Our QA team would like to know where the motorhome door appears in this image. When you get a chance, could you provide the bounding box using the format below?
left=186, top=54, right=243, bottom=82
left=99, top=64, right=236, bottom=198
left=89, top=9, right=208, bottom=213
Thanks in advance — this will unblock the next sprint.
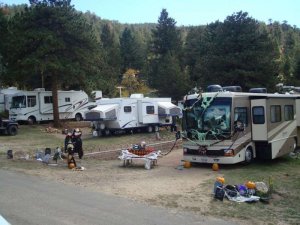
left=251, top=98, right=267, bottom=141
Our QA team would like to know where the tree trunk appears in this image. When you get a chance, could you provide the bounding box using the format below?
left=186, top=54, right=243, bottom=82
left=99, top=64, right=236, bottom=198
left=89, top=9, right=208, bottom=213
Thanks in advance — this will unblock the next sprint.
left=51, top=73, right=60, bottom=128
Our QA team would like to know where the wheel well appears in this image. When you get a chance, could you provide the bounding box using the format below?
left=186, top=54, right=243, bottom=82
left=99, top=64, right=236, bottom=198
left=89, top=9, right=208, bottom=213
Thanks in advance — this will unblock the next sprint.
left=28, top=116, right=36, bottom=124
left=75, top=113, right=83, bottom=121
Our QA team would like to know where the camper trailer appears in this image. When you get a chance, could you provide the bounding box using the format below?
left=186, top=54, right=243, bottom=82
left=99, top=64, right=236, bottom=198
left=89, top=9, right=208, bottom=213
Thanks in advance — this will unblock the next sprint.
left=85, top=94, right=182, bottom=136
left=0, top=87, right=21, bottom=112
left=9, top=89, right=99, bottom=123
left=181, top=91, right=300, bottom=164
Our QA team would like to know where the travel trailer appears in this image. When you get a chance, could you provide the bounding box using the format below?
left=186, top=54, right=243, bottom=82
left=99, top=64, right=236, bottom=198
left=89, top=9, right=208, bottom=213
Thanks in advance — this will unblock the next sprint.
left=85, top=94, right=182, bottom=136
left=9, top=89, right=100, bottom=123
left=181, top=91, right=300, bottom=164
left=0, top=87, right=21, bottom=112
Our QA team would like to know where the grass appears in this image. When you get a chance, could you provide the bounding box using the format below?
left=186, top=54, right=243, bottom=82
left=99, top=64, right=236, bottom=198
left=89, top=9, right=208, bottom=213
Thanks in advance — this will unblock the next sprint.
left=1, top=124, right=300, bottom=224
left=0, top=123, right=176, bottom=154
left=206, top=157, right=300, bottom=224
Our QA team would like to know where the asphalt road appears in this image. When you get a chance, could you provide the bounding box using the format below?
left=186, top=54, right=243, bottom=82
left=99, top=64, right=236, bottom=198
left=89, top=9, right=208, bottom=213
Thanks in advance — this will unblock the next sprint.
left=0, top=170, right=238, bottom=225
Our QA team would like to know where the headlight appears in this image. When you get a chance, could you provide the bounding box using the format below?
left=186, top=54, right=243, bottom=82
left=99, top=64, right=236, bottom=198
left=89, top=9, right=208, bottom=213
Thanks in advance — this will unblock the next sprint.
left=224, top=149, right=234, bottom=156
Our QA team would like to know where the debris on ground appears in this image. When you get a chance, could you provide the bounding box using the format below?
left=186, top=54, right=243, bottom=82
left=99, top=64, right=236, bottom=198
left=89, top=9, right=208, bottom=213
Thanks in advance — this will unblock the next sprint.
left=213, top=176, right=273, bottom=203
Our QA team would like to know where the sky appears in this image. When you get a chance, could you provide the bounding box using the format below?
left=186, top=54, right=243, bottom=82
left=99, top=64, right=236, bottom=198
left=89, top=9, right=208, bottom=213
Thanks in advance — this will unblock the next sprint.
left=1, top=0, right=299, bottom=27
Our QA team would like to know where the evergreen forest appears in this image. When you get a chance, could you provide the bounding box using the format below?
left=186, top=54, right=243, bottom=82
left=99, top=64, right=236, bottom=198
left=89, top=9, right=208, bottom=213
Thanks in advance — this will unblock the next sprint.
left=1, top=0, right=300, bottom=101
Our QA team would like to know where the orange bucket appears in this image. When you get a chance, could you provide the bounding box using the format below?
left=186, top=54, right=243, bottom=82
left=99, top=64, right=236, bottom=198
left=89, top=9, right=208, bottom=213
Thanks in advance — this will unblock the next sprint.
left=184, top=161, right=191, bottom=168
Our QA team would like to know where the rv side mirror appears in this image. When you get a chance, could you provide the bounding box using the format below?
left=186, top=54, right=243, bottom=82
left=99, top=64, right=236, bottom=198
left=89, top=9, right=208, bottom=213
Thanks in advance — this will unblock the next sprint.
left=234, top=120, right=245, bottom=132
left=175, top=131, right=181, bottom=140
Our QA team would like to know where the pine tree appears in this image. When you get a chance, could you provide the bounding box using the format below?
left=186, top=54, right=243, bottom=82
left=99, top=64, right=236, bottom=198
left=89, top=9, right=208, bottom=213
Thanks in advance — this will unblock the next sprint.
left=6, top=0, right=101, bottom=126
left=149, top=9, right=189, bottom=99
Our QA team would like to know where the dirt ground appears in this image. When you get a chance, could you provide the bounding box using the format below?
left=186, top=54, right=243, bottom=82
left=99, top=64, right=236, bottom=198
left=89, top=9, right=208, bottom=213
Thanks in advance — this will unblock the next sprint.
left=18, top=149, right=216, bottom=212
left=0, top=124, right=252, bottom=224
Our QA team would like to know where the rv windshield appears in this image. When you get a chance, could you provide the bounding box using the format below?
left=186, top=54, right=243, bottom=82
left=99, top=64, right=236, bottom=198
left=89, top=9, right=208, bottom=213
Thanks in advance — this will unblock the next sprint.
left=11, top=96, right=26, bottom=108
left=183, top=97, right=231, bottom=140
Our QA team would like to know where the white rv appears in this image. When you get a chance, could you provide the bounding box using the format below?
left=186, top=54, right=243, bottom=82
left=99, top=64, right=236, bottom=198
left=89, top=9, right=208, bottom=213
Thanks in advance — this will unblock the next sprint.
left=0, top=87, right=21, bottom=112
left=9, top=89, right=99, bottom=123
left=85, top=94, right=182, bottom=136
left=181, top=91, right=300, bottom=164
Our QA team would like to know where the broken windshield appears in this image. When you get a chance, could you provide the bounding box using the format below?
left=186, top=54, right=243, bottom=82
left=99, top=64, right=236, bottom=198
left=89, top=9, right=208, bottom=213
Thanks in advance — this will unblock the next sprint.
left=183, top=97, right=232, bottom=140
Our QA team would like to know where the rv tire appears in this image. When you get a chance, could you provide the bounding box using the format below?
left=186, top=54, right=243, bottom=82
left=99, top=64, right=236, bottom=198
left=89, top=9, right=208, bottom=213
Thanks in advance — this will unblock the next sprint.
left=103, top=129, right=111, bottom=136
left=147, top=126, right=154, bottom=133
left=244, top=147, right=253, bottom=164
left=7, top=125, right=18, bottom=136
left=75, top=113, right=82, bottom=121
left=27, top=116, right=36, bottom=125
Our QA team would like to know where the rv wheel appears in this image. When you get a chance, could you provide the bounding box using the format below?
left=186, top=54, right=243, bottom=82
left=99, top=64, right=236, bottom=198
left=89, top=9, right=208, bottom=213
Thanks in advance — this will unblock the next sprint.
left=27, top=116, right=36, bottom=125
left=75, top=113, right=82, bottom=121
left=147, top=126, right=154, bottom=133
left=292, top=138, right=297, bottom=151
left=244, top=147, right=253, bottom=164
left=103, top=129, right=111, bottom=136
left=7, top=125, right=18, bottom=136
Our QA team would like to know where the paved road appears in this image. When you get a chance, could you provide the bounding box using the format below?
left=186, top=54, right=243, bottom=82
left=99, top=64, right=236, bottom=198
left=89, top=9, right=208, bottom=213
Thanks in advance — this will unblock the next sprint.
left=0, top=170, right=238, bottom=225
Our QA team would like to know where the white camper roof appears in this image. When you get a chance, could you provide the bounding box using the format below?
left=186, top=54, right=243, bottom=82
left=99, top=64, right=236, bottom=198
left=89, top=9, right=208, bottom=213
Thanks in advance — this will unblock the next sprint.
left=91, top=104, right=118, bottom=113
left=158, top=102, right=182, bottom=117
left=158, top=102, right=177, bottom=109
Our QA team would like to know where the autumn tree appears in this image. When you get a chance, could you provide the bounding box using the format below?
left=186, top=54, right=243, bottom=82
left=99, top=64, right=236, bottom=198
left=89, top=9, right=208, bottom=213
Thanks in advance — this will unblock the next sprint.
left=120, top=69, right=151, bottom=96
left=6, top=0, right=101, bottom=126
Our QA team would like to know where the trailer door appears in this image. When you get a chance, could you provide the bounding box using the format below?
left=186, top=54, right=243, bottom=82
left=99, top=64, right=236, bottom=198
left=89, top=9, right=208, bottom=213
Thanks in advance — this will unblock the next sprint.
left=251, top=99, right=267, bottom=141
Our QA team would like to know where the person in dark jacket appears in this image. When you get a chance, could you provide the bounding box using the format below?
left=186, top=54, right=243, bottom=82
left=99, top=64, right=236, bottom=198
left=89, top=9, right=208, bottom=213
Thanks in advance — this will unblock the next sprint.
left=73, top=128, right=83, bottom=159
left=64, top=131, right=73, bottom=153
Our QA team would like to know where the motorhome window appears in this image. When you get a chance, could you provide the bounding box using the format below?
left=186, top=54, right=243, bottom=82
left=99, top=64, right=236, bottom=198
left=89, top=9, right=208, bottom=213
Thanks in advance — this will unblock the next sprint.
left=11, top=96, right=26, bottom=108
left=234, top=107, right=248, bottom=126
left=124, top=106, right=132, bottom=112
left=270, top=105, right=281, bottom=123
left=27, top=96, right=36, bottom=107
left=44, top=96, right=53, bottom=104
left=252, top=106, right=265, bottom=124
left=65, top=97, right=70, bottom=102
left=146, top=106, right=155, bottom=114
left=284, top=105, right=294, bottom=121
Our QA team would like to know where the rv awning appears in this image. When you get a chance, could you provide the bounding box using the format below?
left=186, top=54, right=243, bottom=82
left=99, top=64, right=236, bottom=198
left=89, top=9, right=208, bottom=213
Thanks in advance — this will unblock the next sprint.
left=158, top=102, right=182, bottom=117
left=85, top=104, right=118, bottom=121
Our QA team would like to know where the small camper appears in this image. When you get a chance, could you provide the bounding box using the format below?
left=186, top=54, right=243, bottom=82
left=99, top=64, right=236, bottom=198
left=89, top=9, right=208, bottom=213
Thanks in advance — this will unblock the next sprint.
left=181, top=90, right=300, bottom=164
left=85, top=94, right=182, bottom=136
left=9, top=89, right=99, bottom=123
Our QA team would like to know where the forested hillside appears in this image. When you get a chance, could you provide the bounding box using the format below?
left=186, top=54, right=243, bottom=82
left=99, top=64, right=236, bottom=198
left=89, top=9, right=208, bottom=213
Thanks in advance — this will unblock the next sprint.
left=1, top=1, right=300, bottom=100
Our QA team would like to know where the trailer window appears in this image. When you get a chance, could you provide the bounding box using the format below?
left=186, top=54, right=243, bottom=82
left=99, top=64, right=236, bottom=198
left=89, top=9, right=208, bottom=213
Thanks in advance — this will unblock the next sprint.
left=65, top=97, right=70, bottom=102
left=252, top=106, right=265, bottom=124
left=44, top=96, right=53, bottom=104
left=124, top=106, right=132, bottom=113
left=270, top=105, right=281, bottom=123
left=234, top=107, right=248, bottom=127
left=146, top=106, right=155, bottom=114
left=27, top=96, right=36, bottom=107
left=284, top=105, right=294, bottom=121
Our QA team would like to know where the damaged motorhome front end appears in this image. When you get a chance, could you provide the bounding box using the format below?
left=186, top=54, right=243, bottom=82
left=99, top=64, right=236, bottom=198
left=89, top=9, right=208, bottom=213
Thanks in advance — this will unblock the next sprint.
left=182, top=91, right=299, bottom=164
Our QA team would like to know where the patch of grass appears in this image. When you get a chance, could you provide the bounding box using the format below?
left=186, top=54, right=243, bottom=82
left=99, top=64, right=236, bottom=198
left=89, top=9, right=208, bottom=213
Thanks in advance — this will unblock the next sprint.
left=206, top=157, right=300, bottom=224
left=0, top=124, right=176, bottom=153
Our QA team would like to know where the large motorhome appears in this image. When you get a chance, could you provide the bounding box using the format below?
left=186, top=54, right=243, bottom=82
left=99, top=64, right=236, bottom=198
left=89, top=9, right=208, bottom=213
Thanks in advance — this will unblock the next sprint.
left=181, top=91, right=300, bottom=164
left=9, top=89, right=100, bottom=123
left=85, top=94, right=182, bottom=136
